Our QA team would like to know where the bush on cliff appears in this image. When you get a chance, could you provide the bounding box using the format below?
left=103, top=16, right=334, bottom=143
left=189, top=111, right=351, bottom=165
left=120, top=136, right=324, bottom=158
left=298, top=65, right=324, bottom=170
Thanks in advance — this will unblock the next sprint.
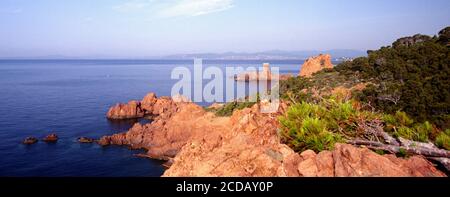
left=279, top=76, right=312, bottom=103
left=279, top=99, right=382, bottom=152
left=435, top=129, right=450, bottom=150
left=279, top=101, right=343, bottom=152
left=214, top=97, right=259, bottom=117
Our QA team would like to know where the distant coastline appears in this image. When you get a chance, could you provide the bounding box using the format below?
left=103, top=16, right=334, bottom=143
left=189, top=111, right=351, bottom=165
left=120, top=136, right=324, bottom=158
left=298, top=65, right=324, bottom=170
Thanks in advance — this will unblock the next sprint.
left=0, top=49, right=364, bottom=61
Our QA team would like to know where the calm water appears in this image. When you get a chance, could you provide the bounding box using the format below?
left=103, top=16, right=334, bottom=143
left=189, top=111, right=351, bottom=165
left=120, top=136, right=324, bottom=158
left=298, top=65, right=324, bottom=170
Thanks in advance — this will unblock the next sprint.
left=0, top=59, right=304, bottom=177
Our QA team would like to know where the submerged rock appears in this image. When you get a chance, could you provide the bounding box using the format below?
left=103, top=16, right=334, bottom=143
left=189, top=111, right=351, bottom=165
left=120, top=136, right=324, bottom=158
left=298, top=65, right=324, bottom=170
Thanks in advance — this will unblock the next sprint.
left=43, top=134, right=58, bottom=143
left=23, top=137, right=38, bottom=145
left=299, top=54, right=333, bottom=77
left=77, top=137, right=95, bottom=143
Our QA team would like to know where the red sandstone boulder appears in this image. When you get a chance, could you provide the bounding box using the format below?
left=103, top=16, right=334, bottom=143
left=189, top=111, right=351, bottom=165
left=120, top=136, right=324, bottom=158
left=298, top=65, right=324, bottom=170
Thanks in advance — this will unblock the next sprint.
left=78, top=137, right=95, bottom=143
left=295, top=143, right=446, bottom=177
left=43, top=134, right=58, bottom=143
left=106, top=100, right=144, bottom=119
left=142, top=93, right=157, bottom=105
left=141, top=93, right=157, bottom=112
left=23, top=137, right=38, bottom=145
left=106, top=93, right=182, bottom=120
left=299, top=54, right=333, bottom=77
left=207, top=103, right=225, bottom=110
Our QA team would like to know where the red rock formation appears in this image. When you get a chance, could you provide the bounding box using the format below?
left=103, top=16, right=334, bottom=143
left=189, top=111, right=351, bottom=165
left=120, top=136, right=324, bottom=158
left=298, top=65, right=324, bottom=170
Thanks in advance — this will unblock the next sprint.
left=207, top=103, right=225, bottom=110
left=23, top=137, right=38, bottom=145
left=100, top=92, right=446, bottom=177
left=42, top=134, right=58, bottom=143
left=299, top=54, right=333, bottom=77
left=296, top=144, right=445, bottom=177
left=106, top=101, right=144, bottom=119
left=99, top=99, right=216, bottom=160
left=106, top=93, right=183, bottom=120
left=78, top=137, right=95, bottom=143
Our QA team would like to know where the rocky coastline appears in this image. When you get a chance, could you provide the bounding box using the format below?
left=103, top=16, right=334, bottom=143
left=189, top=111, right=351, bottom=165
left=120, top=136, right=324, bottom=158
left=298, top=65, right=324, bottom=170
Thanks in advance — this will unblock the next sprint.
left=21, top=54, right=448, bottom=177
left=100, top=92, right=446, bottom=177
left=95, top=54, right=448, bottom=177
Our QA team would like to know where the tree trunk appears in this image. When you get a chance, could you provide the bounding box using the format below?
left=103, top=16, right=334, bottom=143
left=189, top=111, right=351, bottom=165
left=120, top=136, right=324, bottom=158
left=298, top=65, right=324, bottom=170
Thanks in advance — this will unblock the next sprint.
left=358, top=120, right=400, bottom=146
left=348, top=139, right=450, bottom=158
left=398, top=137, right=439, bottom=150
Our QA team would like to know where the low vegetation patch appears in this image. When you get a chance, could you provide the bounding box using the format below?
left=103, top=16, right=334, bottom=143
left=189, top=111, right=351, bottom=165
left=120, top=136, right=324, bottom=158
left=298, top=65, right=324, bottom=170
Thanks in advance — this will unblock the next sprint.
left=435, top=129, right=450, bottom=150
left=279, top=99, right=377, bottom=152
left=279, top=98, right=450, bottom=152
left=214, top=101, right=257, bottom=116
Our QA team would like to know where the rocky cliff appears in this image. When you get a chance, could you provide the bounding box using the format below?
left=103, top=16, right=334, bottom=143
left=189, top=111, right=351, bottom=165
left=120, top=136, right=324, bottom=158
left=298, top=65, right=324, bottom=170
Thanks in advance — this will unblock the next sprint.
left=299, top=54, right=333, bottom=77
left=100, top=93, right=446, bottom=177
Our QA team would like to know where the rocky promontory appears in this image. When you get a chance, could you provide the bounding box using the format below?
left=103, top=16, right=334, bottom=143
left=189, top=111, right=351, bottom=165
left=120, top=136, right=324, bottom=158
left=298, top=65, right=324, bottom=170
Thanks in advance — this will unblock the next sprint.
left=100, top=93, right=446, bottom=177
left=106, top=93, right=179, bottom=120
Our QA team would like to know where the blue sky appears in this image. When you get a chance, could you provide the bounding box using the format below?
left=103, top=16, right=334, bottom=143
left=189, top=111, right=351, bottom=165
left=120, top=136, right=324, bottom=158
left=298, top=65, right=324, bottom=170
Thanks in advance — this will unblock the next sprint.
left=0, top=0, right=449, bottom=58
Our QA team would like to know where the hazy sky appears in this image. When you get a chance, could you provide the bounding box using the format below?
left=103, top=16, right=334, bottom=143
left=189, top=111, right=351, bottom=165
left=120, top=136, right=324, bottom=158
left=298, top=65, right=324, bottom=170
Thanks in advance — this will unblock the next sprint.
left=0, top=0, right=449, bottom=58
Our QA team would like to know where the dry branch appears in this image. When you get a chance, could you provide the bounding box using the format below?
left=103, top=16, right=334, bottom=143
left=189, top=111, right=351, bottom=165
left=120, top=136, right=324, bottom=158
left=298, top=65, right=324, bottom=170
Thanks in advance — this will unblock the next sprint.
left=348, top=139, right=450, bottom=158
left=398, top=137, right=440, bottom=150
left=358, top=119, right=400, bottom=146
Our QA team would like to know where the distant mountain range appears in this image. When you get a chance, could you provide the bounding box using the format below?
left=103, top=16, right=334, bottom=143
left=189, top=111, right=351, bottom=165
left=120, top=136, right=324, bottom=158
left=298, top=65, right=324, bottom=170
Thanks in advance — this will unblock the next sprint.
left=163, top=50, right=366, bottom=60
left=0, top=49, right=366, bottom=60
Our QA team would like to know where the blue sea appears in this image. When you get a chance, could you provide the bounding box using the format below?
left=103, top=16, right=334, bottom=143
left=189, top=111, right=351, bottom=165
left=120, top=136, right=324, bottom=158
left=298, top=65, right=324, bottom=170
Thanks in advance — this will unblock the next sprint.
left=0, top=59, right=306, bottom=177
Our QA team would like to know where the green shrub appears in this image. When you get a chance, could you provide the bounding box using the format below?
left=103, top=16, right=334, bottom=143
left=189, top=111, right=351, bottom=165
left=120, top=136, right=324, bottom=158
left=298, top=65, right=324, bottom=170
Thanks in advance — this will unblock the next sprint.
left=375, top=150, right=386, bottom=155
left=395, top=111, right=414, bottom=127
left=329, top=100, right=355, bottom=120
left=383, top=111, right=434, bottom=142
left=393, top=124, right=430, bottom=142
left=415, top=121, right=433, bottom=139
left=279, top=111, right=342, bottom=152
left=396, top=148, right=408, bottom=158
left=215, top=101, right=256, bottom=116
left=435, top=130, right=450, bottom=150
left=395, top=126, right=428, bottom=142
left=382, top=114, right=395, bottom=124
left=279, top=100, right=377, bottom=152
left=279, top=76, right=312, bottom=103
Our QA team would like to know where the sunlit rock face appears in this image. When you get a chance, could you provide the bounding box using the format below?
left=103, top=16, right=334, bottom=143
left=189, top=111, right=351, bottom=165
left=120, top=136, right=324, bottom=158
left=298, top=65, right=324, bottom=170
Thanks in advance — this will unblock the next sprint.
left=299, top=54, right=333, bottom=77
left=102, top=92, right=446, bottom=177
